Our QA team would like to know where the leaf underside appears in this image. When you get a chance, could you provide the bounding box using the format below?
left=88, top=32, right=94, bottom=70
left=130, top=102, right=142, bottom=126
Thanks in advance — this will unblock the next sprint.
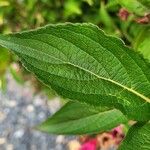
left=0, top=23, right=149, bottom=121
left=37, top=101, right=127, bottom=135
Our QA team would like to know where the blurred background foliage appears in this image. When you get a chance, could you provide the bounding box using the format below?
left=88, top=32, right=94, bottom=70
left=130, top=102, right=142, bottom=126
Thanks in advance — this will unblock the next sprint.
left=0, top=0, right=150, bottom=96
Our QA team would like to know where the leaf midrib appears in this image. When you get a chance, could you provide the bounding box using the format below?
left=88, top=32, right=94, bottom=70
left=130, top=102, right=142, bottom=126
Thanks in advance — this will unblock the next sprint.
left=0, top=38, right=150, bottom=103
left=58, top=26, right=150, bottom=84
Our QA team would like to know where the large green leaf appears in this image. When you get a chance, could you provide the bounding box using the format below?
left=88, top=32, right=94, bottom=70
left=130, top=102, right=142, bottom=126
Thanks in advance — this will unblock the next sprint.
left=119, top=122, right=150, bottom=150
left=37, top=101, right=127, bottom=135
left=0, top=23, right=150, bottom=121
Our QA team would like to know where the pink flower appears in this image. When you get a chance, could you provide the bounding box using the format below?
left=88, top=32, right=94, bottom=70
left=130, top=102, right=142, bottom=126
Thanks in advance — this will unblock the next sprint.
left=111, top=126, right=122, bottom=138
left=80, top=139, right=97, bottom=150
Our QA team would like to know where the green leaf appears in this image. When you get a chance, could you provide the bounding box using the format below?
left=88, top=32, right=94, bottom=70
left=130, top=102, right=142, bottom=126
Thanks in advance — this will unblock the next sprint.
left=0, top=23, right=149, bottom=121
left=118, top=0, right=150, bottom=16
left=0, top=1, right=9, bottom=7
left=138, top=37, right=150, bottom=62
left=83, top=0, right=94, bottom=6
left=9, top=66, right=24, bottom=84
left=99, top=1, right=114, bottom=30
left=137, top=29, right=150, bottom=62
left=37, top=101, right=127, bottom=135
left=0, top=75, right=7, bottom=91
left=0, top=46, right=10, bottom=75
left=137, top=0, right=150, bottom=8
left=119, top=122, right=150, bottom=150
left=64, top=0, right=82, bottom=18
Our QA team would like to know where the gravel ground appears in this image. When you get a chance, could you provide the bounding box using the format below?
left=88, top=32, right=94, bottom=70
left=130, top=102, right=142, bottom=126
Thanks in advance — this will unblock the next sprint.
left=0, top=73, right=73, bottom=150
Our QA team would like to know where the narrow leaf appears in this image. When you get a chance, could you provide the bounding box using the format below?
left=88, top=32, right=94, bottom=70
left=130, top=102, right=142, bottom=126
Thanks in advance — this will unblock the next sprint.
left=119, top=122, right=150, bottom=150
left=37, top=101, right=127, bottom=135
left=0, top=23, right=149, bottom=121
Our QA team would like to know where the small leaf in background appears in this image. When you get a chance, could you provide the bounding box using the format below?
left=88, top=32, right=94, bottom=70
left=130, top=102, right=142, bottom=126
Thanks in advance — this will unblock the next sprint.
left=37, top=101, right=127, bottom=135
left=0, top=46, right=10, bottom=76
left=137, top=0, right=150, bottom=8
left=119, top=122, right=150, bottom=150
left=138, top=36, right=150, bottom=61
left=99, top=1, right=115, bottom=33
left=64, top=0, right=82, bottom=18
left=106, top=0, right=119, bottom=9
left=0, top=0, right=9, bottom=7
left=9, top=64, right=24, bottom=84
left=118, top=0, right=150, bottom=16
left=0, top=23, right=150, bottom=121
left=83, top=0, right=94, bottom=6
left=133, top=27, right=150, bottom=61
left=0, top=75, right=7, bottom=91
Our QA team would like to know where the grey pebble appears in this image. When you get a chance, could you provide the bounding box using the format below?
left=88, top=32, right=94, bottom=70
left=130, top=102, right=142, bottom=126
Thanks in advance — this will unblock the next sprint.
left=0, top=73, right=74, bottom=150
